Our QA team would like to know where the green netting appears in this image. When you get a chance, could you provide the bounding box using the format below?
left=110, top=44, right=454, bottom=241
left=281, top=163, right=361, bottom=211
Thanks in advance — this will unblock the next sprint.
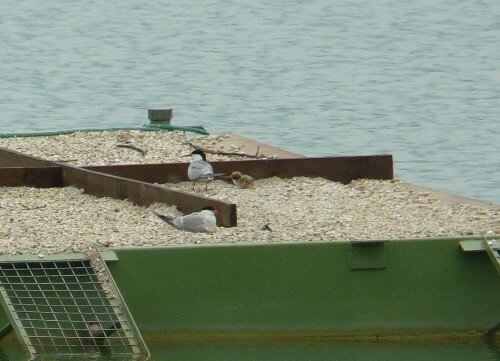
left=0, top=123, right=209, bottom=138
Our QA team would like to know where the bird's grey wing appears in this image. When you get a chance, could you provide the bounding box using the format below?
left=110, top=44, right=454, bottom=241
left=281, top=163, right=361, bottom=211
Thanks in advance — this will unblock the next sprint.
left=154, top=212, right=176, bottom=227
left=188, top=160, right=214, bottom=180
left=175, top=212, right=211, bottom=232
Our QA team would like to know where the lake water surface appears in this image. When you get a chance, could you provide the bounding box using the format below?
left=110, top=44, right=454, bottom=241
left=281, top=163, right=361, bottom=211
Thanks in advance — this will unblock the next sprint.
left=0, top=3, right=498, bottom=360
left=0, top=0, right=498, bottom=203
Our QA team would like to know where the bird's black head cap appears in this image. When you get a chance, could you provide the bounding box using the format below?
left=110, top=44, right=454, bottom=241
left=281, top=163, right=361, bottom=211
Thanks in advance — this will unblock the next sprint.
left=191, top=149, right=206, bottom=161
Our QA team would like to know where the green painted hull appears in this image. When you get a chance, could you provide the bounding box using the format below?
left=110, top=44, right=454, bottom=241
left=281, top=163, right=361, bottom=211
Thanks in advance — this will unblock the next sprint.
left=0, top=237, right=497, bottom=343
left=102, top=237, right=498, bottom=341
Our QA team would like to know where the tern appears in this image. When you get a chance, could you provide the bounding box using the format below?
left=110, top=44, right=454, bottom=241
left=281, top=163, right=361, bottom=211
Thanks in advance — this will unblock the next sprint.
left=84, top=318, right=121, bottom=344
left=230, top=171, right=255, bottom=189
left=154, top=206, right=219, bottom=233
left=183, top=149, right=224, bottom=190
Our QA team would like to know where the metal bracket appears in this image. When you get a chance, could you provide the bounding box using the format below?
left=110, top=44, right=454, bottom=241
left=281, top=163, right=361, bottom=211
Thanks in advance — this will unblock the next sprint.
left=99, top=250, right=119, bottom=262
left=349, top=241, right=386, bottom=271
left=460, top=239, right=500, bottom=275
left=485, top=322, right=500, bottom=338
left=0, top=323, right=13, bottom=342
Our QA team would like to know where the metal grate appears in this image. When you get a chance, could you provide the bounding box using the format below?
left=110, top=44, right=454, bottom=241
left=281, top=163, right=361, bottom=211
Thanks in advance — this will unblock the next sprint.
left=0, top=258, right=147, bottom=359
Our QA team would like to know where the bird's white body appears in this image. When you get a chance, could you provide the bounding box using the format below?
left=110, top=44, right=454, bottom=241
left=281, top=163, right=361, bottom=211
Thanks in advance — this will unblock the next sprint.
left=188, top=154, right=214, bottom=182
left=156, top=209, right=218, bottom=233
left=87, top=322, right=102, bottom=337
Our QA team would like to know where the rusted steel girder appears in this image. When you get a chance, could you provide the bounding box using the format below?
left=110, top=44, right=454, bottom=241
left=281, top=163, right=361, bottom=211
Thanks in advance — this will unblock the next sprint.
left=0, top=147, right=237, bottom=226
left=60, top=166, right=237, bottom=227
left=0, top=167, right=63, bottom=188
left=86, top=155, right=394, bottom=184
left=0, top=145, right=393, bottom=227
left=0, top=146, right=55, bottom=167
left=0, top=145, right=393, bottom=184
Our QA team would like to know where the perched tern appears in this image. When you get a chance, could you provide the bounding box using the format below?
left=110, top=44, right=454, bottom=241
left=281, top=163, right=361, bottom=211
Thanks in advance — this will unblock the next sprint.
left=154, top=206, right=219, bottom=233
left=230, top=171, right=255, bottom=189
left=86, top=319, right=102, bottom=339
left=183, top=149, right=224, bottom=190
left=84, top=318, right=121, bottom=343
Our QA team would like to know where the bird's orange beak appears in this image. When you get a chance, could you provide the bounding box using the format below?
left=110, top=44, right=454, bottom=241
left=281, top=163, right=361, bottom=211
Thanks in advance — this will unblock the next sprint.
left=181, top=153, right=191, bottom=158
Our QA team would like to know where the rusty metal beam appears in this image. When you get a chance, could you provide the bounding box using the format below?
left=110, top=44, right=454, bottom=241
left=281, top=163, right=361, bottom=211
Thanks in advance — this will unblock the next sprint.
left=0, top=147, right=237, bottom=226
left=0, top=146, right=393, bottom=228
left=60, top=166, right=237, bottom=227
left=86, top=155, right=394, bottom=184
left=0, top=167, right=63, bottom=188
left=0, top=146, right=55, bottom=167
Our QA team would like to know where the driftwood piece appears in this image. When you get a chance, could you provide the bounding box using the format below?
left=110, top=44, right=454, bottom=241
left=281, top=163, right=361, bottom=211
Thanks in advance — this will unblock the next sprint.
left=184, top=140, right=265, bottom=159
left=21, top=204, right=47, bottom=210
left=116, top=143, right=147, bottom=156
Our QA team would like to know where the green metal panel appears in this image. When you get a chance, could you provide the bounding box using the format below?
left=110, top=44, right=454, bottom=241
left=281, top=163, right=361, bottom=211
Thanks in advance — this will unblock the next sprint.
left=106, top=238, right=499, bottom=336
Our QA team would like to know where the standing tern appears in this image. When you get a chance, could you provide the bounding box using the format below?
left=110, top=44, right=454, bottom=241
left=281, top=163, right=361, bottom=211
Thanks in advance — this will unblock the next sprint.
left=183, top=149, right=224, bottom=190
left=154, top=206, right=219, bottom=233
left=230, top=171, right=255, bottom=189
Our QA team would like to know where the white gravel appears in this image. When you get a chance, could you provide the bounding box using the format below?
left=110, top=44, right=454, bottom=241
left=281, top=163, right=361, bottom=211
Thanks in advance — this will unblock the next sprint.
left=0, top=130, right=497, bottom=254
left=0, top=130, right=247, bottom=166
left=0, top=179, right=497, bottom=260
left=0, top=130, right=498, bottom=299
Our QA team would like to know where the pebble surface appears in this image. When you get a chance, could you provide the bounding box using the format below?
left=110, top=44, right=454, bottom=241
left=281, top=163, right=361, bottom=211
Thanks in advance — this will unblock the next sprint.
left=0, top=179, right=497, bottom=259
left=0, top=130, right=497, bottom=254
left=0, top=130, right=248, bottom=165
left=0, top=130, right=498, bottom=298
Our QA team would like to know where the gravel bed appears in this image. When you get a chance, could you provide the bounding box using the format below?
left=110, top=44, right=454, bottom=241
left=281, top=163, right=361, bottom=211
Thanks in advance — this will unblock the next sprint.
left=165, top=177, right=499, bottom=242
left=0, top=130, right=246, bottom=166
left=0, top=179, right=496, bottom=260
left=0, top=131, right=498, bottom=299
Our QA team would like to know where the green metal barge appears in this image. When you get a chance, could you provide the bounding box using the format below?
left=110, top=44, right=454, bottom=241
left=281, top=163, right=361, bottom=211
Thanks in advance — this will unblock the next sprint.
left=0, top=130, right=498, bottom=360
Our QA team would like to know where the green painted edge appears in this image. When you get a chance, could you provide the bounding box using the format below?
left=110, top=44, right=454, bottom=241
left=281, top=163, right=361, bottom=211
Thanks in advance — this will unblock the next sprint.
left=0, top=253, right=87, bottom=262
left=100, top=235, right=499, bottom=253
left=460, top=239, right=500, bottom=252
left=98, top=250, right=119, bottom=262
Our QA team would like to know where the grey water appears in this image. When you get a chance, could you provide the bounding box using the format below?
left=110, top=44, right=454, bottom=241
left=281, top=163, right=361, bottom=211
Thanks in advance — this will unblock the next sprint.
left=0, top=0, right=498, bottom=205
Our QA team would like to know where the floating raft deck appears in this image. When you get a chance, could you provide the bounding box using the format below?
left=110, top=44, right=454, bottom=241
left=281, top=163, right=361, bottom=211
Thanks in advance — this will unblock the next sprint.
left=0, top=131, right=498, bottom=357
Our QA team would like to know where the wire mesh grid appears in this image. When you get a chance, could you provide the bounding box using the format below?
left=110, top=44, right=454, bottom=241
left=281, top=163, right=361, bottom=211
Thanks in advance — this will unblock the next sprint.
left=0, top=259, right=142, bottom=359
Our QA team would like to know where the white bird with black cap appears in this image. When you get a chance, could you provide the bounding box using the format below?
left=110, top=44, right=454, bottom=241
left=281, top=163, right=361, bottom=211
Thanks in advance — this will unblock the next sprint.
left=182, top=149, right=225, bottom=190
left=154, top=206, right=219, bottom=233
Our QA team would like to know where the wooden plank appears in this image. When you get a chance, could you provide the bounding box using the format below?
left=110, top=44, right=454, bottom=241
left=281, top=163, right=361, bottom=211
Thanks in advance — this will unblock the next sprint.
left=0, top=167, right=63, bottom=188
left=61, top=166, right=237, bottom=227
left=85, top=155, right=394, bottom=185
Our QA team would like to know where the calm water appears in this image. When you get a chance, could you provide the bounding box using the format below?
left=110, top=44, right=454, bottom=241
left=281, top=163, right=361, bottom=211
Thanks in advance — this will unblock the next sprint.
left=0, top=0, right=498, bottom=204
